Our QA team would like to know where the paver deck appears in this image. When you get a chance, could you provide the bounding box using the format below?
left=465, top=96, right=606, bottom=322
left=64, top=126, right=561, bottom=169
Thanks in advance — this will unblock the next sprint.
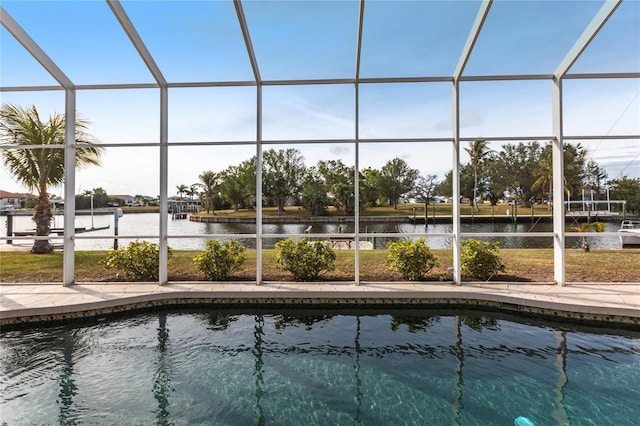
left=1, top=281, right=638, bottom=327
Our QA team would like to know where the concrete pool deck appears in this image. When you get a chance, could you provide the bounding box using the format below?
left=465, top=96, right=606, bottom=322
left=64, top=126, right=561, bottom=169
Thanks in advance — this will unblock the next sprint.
left=1, top=281, right=638, bottom=327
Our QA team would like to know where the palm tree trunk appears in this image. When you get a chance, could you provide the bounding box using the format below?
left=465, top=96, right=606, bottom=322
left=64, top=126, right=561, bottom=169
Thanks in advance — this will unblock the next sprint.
left=473, top=165, right=479, bottom=212
left=32, top=188, right=53, bottom=253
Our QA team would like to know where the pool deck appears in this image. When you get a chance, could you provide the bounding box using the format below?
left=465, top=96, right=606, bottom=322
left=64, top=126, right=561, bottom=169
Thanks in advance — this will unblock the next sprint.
left=1, top=280, right=638, bottom=327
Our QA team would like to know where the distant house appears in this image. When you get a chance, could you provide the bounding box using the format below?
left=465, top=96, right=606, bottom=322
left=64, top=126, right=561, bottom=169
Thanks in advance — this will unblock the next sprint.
left=111, top=195, right=137, bottom=205
left=0, top=190, right=34, bottom=209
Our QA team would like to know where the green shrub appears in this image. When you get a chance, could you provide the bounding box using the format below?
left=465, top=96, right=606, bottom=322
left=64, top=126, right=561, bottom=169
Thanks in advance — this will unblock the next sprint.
left=275, top=238, right=336, bottom=281
left=460, top=239, right=505, bottom=280
left=193, top=240, right=247, bottom=280
left=101, top=240, right=172, bottom=281
left=385, top=238, right=439, bottom=280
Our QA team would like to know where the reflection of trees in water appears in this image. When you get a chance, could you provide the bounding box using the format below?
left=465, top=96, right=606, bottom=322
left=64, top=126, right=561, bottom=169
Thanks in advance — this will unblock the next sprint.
left=452, top=316, right=464, bottom=426
left=460, top=315, right=499, bottom=332
left=153, top=313, right=173, bottom=426
left=254, top=315, right=266, bottom=426
left=273, top=314, right=333, bottom=330
left=202, top=312, right=238, bottom=331
left=253, top=315, right=266, bottom=425
left=389, top=315, right=440, bottom=332
left=553, top=331, right=569, bottom=425
left=58, top=329, right=78, bottom=426
left=354, top=316, right=362, bottom=424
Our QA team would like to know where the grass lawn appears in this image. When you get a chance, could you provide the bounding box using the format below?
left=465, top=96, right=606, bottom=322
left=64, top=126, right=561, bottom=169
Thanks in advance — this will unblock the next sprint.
left=1, top=248, right=638, bottom=283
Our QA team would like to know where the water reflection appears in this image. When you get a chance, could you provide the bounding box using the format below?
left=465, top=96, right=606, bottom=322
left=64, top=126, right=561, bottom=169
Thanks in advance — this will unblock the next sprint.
left=253, top=315, right=266, bottom=426
left=153, top=313, right=172, bottom=426
left=58, top=330, right=78, bottom=426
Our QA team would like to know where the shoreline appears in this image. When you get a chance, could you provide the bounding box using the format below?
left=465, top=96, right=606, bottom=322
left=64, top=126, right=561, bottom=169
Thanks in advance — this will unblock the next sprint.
left=2, top=207, right=636, bottom=224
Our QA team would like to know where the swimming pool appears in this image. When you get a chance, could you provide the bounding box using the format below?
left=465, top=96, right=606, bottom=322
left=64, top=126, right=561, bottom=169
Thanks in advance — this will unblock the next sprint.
left=1, top=309, right=638, bottom=425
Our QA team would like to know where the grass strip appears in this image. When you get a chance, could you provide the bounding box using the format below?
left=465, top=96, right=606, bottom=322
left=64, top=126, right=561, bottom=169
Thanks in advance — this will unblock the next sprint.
left=1, top=249, right=637, bottom=283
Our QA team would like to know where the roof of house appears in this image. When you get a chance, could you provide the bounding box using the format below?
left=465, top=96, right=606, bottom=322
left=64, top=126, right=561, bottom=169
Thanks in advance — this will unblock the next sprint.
left=0, top=190, right=34, bottom=199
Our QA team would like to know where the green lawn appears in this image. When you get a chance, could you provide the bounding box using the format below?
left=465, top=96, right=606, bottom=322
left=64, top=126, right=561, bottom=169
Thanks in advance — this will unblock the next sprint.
left=1, top=248, right=637, bottom=283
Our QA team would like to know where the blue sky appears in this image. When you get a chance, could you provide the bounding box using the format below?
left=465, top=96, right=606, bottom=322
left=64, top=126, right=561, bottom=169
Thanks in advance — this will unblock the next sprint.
left=1, top=0, right=639, bottom=197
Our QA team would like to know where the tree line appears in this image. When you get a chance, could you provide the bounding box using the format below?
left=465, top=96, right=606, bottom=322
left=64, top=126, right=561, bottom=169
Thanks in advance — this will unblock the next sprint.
left=5, top=102, right=636, bottom=254
left=171, top=143, right=639, bottom=216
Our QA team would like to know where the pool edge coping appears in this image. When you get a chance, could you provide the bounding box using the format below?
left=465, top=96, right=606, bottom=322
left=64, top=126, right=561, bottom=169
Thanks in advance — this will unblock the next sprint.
left=2, top=282, right=638, bottom=328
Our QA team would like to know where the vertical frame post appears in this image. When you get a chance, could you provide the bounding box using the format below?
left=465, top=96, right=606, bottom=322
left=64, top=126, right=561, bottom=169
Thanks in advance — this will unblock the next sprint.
left=159, top=87, right=169, bottom=284
left=256, top=85, right=263, bottom=285
left=451, top=82, right=462, bottom=285
left=552, top=79, right=565, bottom=285
left=62, top=89, right=76, bottom=286
left=354, top=83, right=360, bottom=285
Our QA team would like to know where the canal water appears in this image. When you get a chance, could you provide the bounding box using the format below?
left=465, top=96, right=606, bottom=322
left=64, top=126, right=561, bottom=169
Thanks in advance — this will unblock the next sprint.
left=1, top=213, right=624, bottom=251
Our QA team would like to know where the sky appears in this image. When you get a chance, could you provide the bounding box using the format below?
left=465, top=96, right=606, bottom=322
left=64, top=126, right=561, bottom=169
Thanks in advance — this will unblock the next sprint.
left=0, top=0, right=639, bottom=198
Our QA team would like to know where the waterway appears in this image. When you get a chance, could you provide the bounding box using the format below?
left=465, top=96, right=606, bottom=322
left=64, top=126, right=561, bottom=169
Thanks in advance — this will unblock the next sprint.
left=1, top=212, right=625, bottom=251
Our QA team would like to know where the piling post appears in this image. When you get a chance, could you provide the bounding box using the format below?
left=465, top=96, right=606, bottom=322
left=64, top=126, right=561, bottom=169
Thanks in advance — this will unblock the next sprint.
left=6, top=212, right=13, bottom=244
left=113, top=209, right=123, bottom=250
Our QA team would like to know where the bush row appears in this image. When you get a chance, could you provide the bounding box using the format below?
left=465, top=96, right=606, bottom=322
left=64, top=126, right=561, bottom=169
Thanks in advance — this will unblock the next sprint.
left=101, top=238, right=505, bottom=282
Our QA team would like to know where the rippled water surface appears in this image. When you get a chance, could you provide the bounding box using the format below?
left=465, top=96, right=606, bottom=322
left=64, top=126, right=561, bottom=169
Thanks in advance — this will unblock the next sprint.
left=1, top=309, right=639, bottom=425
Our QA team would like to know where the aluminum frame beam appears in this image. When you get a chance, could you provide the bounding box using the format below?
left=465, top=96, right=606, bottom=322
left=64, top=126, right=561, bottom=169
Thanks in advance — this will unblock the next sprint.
left=353, top=0, right=365, bottom=285
left=234, top=0, right=261, bottom=84
left=3, top=73, right=637, bottom=93
left=0, top=6, right=74, bottom=89
left=554, top=0, right=622, bottom=79
left=454, top=0, right=492, bottom=81
left=107, top=0, right=167, bottom=86
left=234, top=0, right=263, bottom=284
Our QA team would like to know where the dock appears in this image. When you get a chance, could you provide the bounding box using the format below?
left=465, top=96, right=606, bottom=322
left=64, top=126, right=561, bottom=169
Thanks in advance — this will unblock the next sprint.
left=327, top=239, right=373, bottom=250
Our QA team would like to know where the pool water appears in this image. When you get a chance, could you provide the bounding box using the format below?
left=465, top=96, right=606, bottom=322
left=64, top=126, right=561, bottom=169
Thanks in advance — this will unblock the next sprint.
left=1, top=309, right=638, bottom=425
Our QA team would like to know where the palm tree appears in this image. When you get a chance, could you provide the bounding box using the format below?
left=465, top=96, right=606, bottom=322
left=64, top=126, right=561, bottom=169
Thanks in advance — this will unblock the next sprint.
left=176, top=184, right=188, bottom=200
left=0, top=104, right=102, bottom=253
left=464, top=140, right=490, bottom=211
left=198, top=170, right=219, bottom=214
left=533, top=146, right=553, bottom=210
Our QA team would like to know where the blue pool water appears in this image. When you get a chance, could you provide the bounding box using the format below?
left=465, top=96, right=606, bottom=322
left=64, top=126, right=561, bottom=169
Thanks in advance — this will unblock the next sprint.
left=1, top=309, right=639, bottom=425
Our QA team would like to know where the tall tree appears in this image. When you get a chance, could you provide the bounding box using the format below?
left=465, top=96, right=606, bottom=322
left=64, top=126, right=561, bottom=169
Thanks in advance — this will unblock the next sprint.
left=317, top=159, right=356, bottom=215
left=360, top=167, right=381, bottom=207
left=533, top=145, right=554, bottom=210
left=410, top=174, right=439, bottom=205
left=300, top=166, right=329, bottom=217
left=494, top=142, right=543, bottom=208
left=197, top=170, right=220, bottom=214
left=464, top=139, right=491, bottom=211
left=563, top=143, right=587, bottom=200
left=0, top=104, right=102, bottom=253
left=262, top=148, right=306, bottom=215
left=583, top=159, right=608, bottom=199
left=440, top=165, right=475, bottom=204
left=608, top=176, right=640, bottom=215
left=532, top=142, right=589, bottom=209
left=378, top=158, right=419, bottom=209
left=220, top=165, right=254, bottom=211
left=484, top=152, right=506, bottom=206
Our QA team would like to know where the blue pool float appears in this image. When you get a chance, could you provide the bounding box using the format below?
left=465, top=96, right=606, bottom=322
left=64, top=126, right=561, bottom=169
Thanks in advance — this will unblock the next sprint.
left=514, top=416, right=535, bottom=426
